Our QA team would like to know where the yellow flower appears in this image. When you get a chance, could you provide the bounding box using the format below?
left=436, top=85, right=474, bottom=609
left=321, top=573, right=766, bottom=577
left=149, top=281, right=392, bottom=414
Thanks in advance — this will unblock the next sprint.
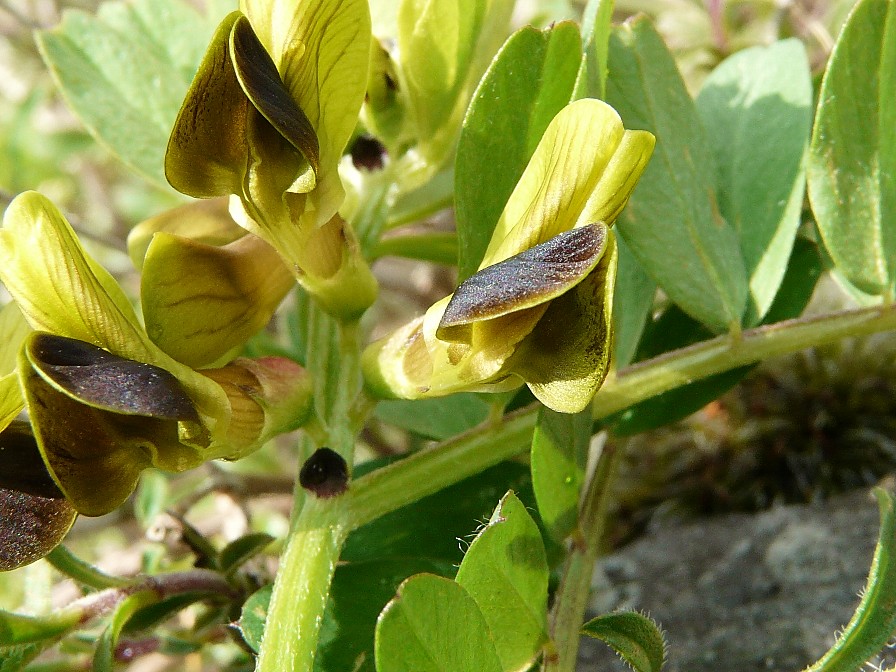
left=165, top=0, right=376, bottom=318
left=363, top=99, right=655, bottom=413
left=0, top=192, right=312, bottom=517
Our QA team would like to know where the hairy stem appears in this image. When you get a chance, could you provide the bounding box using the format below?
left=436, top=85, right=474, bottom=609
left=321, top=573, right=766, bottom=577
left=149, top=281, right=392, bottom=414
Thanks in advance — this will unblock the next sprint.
left=257, top=314, right=362, bottom=671
left=543, top=443, right=622, bottom=672
left=348, top=303, right=896, bottom=533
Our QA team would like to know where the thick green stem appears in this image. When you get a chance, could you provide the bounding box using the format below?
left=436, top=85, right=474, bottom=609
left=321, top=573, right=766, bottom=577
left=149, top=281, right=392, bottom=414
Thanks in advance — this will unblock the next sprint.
left=543, top=443, right=622, bottom=672
left=593, top=304, right=896, bottom=419
left=349, top=303, right=896, bottom=533
left=255, top=498, right=348, bottom=672
left=257, top=308, right=362, bottom=671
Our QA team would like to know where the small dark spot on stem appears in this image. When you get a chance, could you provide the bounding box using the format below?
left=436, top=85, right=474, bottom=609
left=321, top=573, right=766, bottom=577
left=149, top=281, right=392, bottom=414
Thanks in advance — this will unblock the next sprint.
left=299, top=448, right=348, bottom=498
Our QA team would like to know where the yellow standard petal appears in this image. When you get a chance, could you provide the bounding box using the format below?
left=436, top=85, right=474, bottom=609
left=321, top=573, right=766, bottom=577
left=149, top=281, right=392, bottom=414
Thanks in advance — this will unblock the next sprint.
left=140, top=230, right=294, bottom=368
left=481, top=99, right=652, bottom=267
left=240, top=0, right=371, bottom=230
left=0, top=302, right=29, bottom=432
left=0, top=192, right=229, bottom=441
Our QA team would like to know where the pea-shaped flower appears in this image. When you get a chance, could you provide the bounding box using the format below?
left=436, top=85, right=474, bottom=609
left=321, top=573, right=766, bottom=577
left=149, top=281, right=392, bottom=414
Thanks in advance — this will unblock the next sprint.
left=363, top=99, right=655, bottom=413
left=0, top=192, right=313, bottom=520
left=165, top=0, right=376, bottom=318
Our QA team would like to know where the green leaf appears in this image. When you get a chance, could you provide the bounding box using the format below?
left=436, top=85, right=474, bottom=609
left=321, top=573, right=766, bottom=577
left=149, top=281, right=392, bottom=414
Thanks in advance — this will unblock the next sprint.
left=124, top=593, right=214, bottom=634
left=374, top=394, right=489, bottom=441
left=35, top=0, right=216, bottom=187
left=133, top=470, right=169, bottom=529
left=455, top=22, right=583, bottom=279
left=374, top=573, right=503, bottom=672
left=696, top=39, right=812, bottom=326
left=455, top=492, right=549, bottom=671
left=612, top=234, right=655, bottom=368
left=316, top=557, right=454, bottom=672
left=582, top=610, right=666, bottom=672
left=398, top=0, right=514, bottom=174
left=808, top=0, right=896, bottom=299
left=805, top=488, right=896, bottom=672
left=93, top=591, right=157, bottom=672
left=606, top=17, right=748, bottom=333
left=343, top=461, right=536, bottom=565
left=531, top=407, right=590, bottom=542
left=238, top=584, right=272, bottom=654
left=574, top=0, right=614, bottom=99
left=609, top=237, right=822, bottom=436
left=218, top=533, right=274, bottom=575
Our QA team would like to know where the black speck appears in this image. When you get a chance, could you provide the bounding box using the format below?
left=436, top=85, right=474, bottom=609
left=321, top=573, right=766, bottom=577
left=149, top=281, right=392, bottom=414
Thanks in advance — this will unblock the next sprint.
left=299, top=448, right=348, bottom=498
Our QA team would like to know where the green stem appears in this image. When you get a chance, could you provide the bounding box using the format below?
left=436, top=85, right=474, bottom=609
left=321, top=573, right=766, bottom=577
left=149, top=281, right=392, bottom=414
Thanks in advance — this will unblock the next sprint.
left=593, top=303, right=896, bottom=419
left=349, top=303, right=896, bottom=532
left=257, top=310, right=363, bottom=671
left=346, top=408, right=537, bottom=529
left=45, top=547, right=130, bottom=590
left=543, top=443, right=622, bottom=672
left=254, top=498, right=348, bottom=672
left=258, top=302, right=896, bottom=670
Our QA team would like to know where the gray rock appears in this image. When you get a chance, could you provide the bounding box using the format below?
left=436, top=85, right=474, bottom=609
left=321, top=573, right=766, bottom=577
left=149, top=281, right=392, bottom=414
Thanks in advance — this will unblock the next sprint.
left=578, top=488, right=895, bottom=671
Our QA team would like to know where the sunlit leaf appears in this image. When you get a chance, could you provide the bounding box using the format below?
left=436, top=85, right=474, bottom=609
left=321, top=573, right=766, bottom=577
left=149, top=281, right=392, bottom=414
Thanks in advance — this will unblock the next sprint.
left=238, top=584, right=272, bottom=653
left=697, top=39, right=812, bottom=325
left=606, top=17, right=747, bottom=332
left=804, top=488, right=896, bottom=672
left=807, top=0, right=896, bottom=299
left=574, top=0, right=614, bottom=99
left=612, top=234, right=655, bottom=368
left=36, top=0, right=216, bottom=186
left=316, top=558, right=454, bottom=672
left=582, top=610, right=667, bottom=672
left=531, top=407, right=590, bottom=542
left=455, top=492, right=549, bottom=671
left=374, top=394, right=489, bottom=441
left=375, top=574, right=503, bottom=672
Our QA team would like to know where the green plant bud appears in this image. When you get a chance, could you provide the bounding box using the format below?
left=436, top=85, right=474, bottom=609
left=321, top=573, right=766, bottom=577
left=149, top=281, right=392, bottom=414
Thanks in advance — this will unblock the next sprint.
left=201, top=356, right=313, bottom=452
